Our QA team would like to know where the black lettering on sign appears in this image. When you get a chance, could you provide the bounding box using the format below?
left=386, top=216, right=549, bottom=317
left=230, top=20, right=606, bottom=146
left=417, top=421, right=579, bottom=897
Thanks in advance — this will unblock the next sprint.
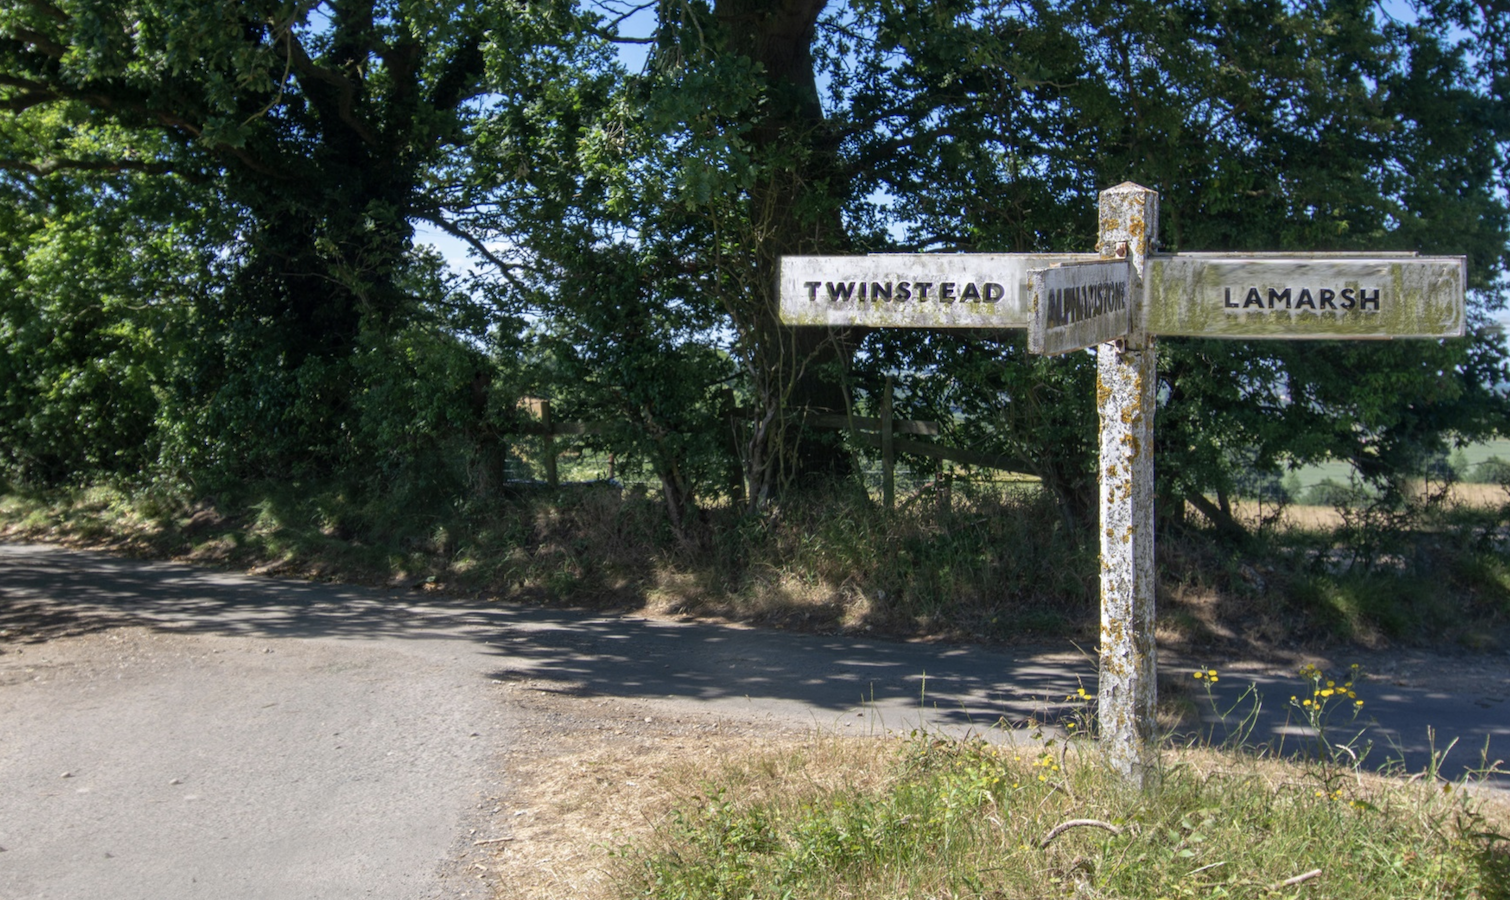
left=1227, top=285, right=1382, bottom=313
left=961, top=282, right=981, bottom=302
left=827, top=282, right=856, bottom=302
left=940, top=282, right=956, bottom=303
left=872, top=282, right=891, bottom=302
left=805, top=281, right=822, bottom=301
left=1046, top=279, right=1127, bottom=329
left=897, top=282, right=913, bottom=302
left=984, top=283, right=1005, bottom=303
left=916, top=282, right=933, bottom=301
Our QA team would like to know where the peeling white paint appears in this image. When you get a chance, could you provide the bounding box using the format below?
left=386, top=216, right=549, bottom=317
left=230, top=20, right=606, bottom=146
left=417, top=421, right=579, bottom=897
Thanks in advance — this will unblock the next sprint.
left=1095, top=183, right=1159, bottom=788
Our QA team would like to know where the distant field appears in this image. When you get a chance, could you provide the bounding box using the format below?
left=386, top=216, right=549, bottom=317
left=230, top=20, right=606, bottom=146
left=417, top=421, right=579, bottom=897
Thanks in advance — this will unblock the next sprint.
left=1289, top=437, right=1510, bottom=490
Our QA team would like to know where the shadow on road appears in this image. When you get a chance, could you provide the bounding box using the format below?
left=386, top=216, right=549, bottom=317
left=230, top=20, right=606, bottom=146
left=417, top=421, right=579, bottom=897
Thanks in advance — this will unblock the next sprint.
left=4, top=542, right=1507, bottom=783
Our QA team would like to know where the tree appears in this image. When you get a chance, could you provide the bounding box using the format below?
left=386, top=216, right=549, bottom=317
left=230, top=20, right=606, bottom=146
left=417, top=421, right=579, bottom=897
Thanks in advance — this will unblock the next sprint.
left=3, top=0, right=1505, bottom=532
left=0, top=0, right=587, bottom=479
left=0, top=109, right=220, bottom=484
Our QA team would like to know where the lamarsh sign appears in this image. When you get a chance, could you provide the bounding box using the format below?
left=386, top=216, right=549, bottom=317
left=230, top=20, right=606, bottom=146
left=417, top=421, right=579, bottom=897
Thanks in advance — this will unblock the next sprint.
left=1143, top=254, right=1465, bottom=340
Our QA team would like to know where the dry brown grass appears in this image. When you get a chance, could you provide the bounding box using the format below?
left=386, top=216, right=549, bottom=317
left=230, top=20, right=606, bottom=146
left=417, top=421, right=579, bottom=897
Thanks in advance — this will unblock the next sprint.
left=479, top=685, right=895, bottom=900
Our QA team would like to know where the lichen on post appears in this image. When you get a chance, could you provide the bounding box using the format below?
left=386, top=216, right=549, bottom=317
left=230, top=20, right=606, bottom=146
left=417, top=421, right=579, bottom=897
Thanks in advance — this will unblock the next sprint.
left=1095, top=183, right=1160, bottom=787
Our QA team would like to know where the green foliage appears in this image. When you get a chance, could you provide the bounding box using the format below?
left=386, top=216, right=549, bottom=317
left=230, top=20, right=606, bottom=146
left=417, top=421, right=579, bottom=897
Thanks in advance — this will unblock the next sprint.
left=831, top=0, right=1510, bottom=513
left=0, top=0, right=595, bottom=484
left=0, top=112, right=220, bottom=484
left=1304, top=478, right=1370, bottom=508
left=724, top=482, right=1096, bottom=636
left=3, top=0, right=1508, bottom=555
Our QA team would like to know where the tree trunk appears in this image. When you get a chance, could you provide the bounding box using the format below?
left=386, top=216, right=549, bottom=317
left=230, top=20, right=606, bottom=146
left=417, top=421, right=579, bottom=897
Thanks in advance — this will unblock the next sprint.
left=713, top=0, right=855, bottom=486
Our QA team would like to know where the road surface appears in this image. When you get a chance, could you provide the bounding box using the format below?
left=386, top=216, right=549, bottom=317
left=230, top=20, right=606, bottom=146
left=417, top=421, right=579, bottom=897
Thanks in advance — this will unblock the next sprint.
left=3, top=542, right=1507, bottom=898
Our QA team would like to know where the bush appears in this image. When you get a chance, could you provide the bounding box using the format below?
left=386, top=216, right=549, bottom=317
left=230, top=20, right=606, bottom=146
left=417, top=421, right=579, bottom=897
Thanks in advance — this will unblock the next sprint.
left=1303, top=478, right=1369, bottom=507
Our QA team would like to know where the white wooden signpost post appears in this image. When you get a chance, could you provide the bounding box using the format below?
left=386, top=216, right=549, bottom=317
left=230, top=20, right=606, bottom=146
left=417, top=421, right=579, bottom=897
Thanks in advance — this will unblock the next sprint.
left=779, top=182, right=1466, bottom=787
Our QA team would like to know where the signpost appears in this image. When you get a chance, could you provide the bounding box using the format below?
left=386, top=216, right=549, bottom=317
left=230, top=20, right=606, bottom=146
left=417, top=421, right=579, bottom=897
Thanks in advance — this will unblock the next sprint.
left=778, top=183, right=1466, bottom=787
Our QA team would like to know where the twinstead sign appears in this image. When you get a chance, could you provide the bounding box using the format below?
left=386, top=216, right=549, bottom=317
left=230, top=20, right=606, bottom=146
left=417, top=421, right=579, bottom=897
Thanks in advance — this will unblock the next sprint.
left=777, top=253, right=1096, bottom=329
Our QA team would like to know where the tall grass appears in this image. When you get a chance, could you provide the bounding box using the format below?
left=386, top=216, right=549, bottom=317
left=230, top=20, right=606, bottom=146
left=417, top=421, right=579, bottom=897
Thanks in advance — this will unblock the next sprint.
left=622, top=731, right=1510, bottom=900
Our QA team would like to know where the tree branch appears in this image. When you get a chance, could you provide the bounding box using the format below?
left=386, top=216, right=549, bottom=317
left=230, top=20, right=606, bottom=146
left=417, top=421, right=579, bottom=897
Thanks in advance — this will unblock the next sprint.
left=9, top=25, right=66, bottom=58
left=20, top=0, right=69, bottom=22
left=0, top=72, right=57, bottom=93
left=1185, top=491, right=1249, bottom=540
left=428, top=30, right=485, bottom=114
left=281, top=27, right=382, bottom=147
left=0, top=157, right=184, bottom=178
left=413, top=211, right=527, bottom=287
left=0, top=90, right=58, bottom=112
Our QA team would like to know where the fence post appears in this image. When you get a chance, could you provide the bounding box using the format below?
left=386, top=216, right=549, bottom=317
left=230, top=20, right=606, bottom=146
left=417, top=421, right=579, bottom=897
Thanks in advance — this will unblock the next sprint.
left=721, top=388, right=746, bottom=508
left=1096, top=183, right=1159, bottom=788
left=541, top=398, right=559, bottom=489
left=881, top=376, right=896, bottom=511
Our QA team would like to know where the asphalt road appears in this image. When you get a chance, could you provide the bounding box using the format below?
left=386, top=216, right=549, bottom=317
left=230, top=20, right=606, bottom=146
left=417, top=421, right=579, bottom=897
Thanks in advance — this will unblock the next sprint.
left=3, top=542, right=1509, bottom=898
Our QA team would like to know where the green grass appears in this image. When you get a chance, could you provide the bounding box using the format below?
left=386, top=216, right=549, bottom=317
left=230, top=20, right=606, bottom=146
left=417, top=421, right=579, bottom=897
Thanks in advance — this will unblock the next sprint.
left=621, top=733, right=1510, bottom=900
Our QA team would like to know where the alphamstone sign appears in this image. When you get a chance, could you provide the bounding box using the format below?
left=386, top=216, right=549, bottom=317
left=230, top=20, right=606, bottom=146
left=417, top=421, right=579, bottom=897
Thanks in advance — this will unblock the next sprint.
left=1029, top=259, right=1133, bottom=355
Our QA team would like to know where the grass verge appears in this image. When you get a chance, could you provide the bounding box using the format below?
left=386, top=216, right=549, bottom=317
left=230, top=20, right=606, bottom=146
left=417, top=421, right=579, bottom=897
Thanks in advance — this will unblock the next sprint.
left=0, top=478, right=1096, bottom=642
left=617, top=732, right=1510, bottom=900
left=1, top=475, right=1507, bottom=651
